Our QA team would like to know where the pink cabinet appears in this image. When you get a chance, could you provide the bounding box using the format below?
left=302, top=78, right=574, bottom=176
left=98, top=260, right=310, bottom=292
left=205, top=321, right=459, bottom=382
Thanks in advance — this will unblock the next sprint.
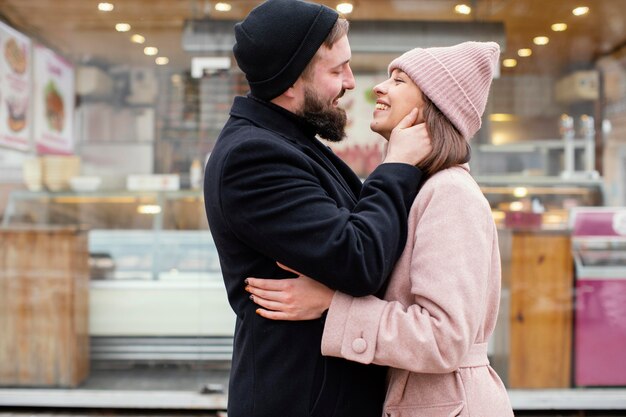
left=571, top=208, right=626, bottom=386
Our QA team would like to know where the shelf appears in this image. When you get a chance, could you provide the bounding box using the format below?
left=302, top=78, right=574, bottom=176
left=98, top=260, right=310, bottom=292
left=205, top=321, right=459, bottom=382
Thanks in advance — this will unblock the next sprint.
left=475, top=175, right=603, bottom=186
left=1, top=388, right=625, bottom=411
left=0, top=389, right=227, bottom=410
left=79, top=141, right=154, bottom=145
left=478, top=139, right=591, bottom=153
left=509, top=388, right=626, bottom=410
left=90, top=279, right=224, bottom=290
left=5, top=189, right=203, bottom=199
left=162, top=125, right=201, bottom=131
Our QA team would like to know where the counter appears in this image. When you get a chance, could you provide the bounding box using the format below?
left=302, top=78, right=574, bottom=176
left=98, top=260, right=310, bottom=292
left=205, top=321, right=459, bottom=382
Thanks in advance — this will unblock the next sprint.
left=507, top=229, right=573, bottom=388
left=0, top=226, right=89, bottom=387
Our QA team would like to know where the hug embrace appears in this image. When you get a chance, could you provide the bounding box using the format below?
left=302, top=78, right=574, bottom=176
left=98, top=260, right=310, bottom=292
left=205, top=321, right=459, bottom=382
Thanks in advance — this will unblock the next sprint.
left=205, top=1, right=514, bottom=416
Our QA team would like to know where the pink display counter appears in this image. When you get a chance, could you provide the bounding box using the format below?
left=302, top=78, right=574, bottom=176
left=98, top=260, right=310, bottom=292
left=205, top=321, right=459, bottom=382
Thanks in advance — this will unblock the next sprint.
left=571, top=208, right=626, bottom=386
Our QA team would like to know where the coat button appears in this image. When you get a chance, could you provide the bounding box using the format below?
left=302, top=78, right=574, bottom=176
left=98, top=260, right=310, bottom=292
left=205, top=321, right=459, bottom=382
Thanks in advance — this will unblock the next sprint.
left=352, top=337, right=367, bottom=353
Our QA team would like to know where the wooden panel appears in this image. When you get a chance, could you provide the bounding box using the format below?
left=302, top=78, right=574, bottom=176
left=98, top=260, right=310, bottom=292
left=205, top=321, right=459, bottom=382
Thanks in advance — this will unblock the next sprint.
left=0, top=228, right=89, bottom=387
left=509, top=231, right=573, bottom=388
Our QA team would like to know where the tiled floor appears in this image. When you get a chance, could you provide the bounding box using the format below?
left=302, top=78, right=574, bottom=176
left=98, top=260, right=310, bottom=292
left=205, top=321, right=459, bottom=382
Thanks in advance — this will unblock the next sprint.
left=80, top=365, right=229, bottom=392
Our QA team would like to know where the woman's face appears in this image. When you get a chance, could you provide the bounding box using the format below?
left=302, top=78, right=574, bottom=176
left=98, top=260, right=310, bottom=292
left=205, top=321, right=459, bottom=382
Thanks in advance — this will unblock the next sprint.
left=370, top=69, right=425, bottom=140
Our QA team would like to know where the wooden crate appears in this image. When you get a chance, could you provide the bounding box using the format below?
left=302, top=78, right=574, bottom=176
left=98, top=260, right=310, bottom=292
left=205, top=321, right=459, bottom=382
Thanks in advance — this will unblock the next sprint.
left=0, top=227, right=89, bottom=387
left=509, top=231, right=573, bottom=388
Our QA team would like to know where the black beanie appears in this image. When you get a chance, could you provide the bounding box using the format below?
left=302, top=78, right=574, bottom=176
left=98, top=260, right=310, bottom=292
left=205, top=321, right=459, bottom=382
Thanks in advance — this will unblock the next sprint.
left=233, top=0, right=339, bottom=101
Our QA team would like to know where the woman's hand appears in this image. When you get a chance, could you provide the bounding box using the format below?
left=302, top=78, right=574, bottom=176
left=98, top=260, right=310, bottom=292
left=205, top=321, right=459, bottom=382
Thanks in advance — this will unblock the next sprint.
left=245, top=263, right=335, bottom=321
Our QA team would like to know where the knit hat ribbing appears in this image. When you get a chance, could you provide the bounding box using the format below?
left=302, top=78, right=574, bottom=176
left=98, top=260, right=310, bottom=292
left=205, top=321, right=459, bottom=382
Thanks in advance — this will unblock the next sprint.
left=233, top=0, right=339, bottom=101
left=388, top=41, right=500, bottom=140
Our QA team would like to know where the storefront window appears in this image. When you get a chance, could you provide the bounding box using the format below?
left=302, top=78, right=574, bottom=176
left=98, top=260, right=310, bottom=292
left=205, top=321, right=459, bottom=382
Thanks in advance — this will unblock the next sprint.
left=0, top=0, right=625, bottom=414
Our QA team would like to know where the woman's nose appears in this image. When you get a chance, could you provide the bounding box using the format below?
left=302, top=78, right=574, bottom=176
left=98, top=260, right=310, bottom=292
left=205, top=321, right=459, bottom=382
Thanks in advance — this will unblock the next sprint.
left=373, top=82, right=386, bottom=96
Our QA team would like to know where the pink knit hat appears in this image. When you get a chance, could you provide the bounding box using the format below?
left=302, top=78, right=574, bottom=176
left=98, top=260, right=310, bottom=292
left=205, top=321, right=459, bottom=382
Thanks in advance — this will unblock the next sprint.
left=388, top=41, right=500, bottom=140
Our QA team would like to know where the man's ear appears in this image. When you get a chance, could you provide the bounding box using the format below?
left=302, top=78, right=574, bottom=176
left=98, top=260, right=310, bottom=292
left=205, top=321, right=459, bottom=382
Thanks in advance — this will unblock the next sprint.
left=285, top=78, right=303, bottom=99
left=271, top=77, right=304, bottom=112
left=283, top=86, right=297, bottom=99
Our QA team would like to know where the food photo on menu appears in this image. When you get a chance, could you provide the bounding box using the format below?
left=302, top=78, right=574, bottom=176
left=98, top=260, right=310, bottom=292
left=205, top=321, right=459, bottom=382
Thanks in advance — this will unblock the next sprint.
left=6, top=95, right=27, bottom=132
left=45, top=80, right=64, bottom=132
left=4, top=37, right=29, bottom=134
left=0, top=24, right=31, bottom=150
left=4, top=37, right=26, bottom=74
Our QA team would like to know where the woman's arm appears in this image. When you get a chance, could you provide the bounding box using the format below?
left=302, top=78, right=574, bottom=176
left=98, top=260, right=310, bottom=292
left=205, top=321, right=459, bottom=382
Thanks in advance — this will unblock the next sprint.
left=246, top=263, right=335, bottom=320
left=322, top=176, right=495, bottom=373
left=248, top=173, right=497, bottom=374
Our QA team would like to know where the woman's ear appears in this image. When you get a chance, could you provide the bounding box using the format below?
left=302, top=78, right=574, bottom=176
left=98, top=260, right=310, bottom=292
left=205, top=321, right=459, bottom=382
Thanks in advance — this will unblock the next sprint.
left=416, top=107, right=426, bottom=125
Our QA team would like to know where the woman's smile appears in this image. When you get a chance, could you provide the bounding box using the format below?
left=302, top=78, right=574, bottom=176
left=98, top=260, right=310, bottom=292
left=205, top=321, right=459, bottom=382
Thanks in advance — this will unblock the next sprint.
left=374, top=100, right=390, bottom=111
left=370, top=69, right=424, bottom=140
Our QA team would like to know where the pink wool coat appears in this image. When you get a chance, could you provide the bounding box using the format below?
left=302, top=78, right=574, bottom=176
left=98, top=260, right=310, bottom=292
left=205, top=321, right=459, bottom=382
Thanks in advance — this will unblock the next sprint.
left=322, top=165, right=514, bottom=417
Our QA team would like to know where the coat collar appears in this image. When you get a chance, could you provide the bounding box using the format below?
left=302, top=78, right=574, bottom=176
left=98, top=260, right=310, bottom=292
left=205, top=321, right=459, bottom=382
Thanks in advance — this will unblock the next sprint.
left=230, top=95, right=317, bottom=144
left=229, top=95, right=359, bottom=202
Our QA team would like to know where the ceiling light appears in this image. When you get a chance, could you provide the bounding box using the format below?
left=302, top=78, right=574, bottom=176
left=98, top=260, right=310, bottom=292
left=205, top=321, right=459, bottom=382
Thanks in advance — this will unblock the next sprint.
left=155, top=57, right=169, bottom=65
left=130, top=34, right=145, bottom=44
left=454, top=4, right=472, bottom=15
left=115, top=23, right=131, bottom=32
left=572, top=6, right=589, bottom=16
left=551, top=23, right=568, bottom=31
left=502, top=59, right=517, bottom=68
left=98, top=2, right=114, bottom=12
left=214, top=2, right=232, bottom=12
left=533, top=36, right=549, bottom=45
left=137, top=205, right=161, bottom=214
left=336, top=3, right=353, bottom=14
left=492, top=210, right=505, bottom=221
left=489, top=113, right=517, bottom=122
left=517, top=48, right=532, bottom=57
left=513, top=187, right=528, bottom=198
left=144, top=46, right=158, bottom=56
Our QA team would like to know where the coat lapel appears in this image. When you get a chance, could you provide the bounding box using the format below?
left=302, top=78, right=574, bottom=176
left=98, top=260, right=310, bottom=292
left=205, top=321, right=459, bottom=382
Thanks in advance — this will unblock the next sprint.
left=299, top=145, right=359, bottom=204
left=229, top=96, right=359, bottom=203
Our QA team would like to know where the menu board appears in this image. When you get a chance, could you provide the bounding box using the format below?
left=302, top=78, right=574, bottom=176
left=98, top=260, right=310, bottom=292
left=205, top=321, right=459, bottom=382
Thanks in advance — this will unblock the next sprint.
left=0, top=21, right=31, bottom=151
left=33, top=44, right=75, bottom=154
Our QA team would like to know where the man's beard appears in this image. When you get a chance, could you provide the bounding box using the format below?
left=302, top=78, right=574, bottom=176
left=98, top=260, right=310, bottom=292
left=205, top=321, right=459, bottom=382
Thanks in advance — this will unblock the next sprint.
left=296, top=86, right=347, bottom=142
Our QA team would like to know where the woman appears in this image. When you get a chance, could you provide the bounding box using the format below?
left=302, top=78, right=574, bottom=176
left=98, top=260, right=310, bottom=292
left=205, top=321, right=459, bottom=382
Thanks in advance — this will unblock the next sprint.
left=246, top=41, right=514, bottom=417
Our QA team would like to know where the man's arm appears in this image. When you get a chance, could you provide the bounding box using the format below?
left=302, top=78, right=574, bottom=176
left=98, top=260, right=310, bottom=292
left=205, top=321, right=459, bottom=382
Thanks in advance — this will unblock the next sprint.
left=218, top=137, right=421, bottom=296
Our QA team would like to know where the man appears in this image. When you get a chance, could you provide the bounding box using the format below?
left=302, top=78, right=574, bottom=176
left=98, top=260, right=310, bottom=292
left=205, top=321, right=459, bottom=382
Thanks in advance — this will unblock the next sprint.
left=204, top=1, right=431, bottom=416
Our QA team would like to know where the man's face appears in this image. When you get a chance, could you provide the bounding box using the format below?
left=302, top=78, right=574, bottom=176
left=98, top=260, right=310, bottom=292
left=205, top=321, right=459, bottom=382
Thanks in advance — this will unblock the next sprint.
left=297, top=35, right=355, bottom=142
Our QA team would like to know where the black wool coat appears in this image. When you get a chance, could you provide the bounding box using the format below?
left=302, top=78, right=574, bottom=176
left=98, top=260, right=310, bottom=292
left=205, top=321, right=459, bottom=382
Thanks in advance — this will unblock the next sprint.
left=204, top=96, right=423, bottom=417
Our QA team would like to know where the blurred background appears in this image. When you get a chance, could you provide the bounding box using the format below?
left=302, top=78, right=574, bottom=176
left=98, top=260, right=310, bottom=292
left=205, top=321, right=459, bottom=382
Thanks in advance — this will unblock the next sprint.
left=1, top=1, right=626, bottom=415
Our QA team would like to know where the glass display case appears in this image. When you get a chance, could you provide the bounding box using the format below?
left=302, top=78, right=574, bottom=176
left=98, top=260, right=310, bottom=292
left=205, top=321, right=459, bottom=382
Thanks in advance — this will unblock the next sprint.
left=2, top=189, right=209, bottom=230
left=2, top=190, right=234, bottom=342
left=475, top=176, right=604, bottom=230
left=0, top=183, right=609, bottom=375
left=472, top=178, right=605, bottom=391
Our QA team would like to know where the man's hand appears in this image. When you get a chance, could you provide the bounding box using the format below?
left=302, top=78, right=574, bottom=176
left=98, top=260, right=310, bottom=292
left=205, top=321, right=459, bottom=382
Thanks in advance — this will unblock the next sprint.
left=383, top=108, right=432, bottom=166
